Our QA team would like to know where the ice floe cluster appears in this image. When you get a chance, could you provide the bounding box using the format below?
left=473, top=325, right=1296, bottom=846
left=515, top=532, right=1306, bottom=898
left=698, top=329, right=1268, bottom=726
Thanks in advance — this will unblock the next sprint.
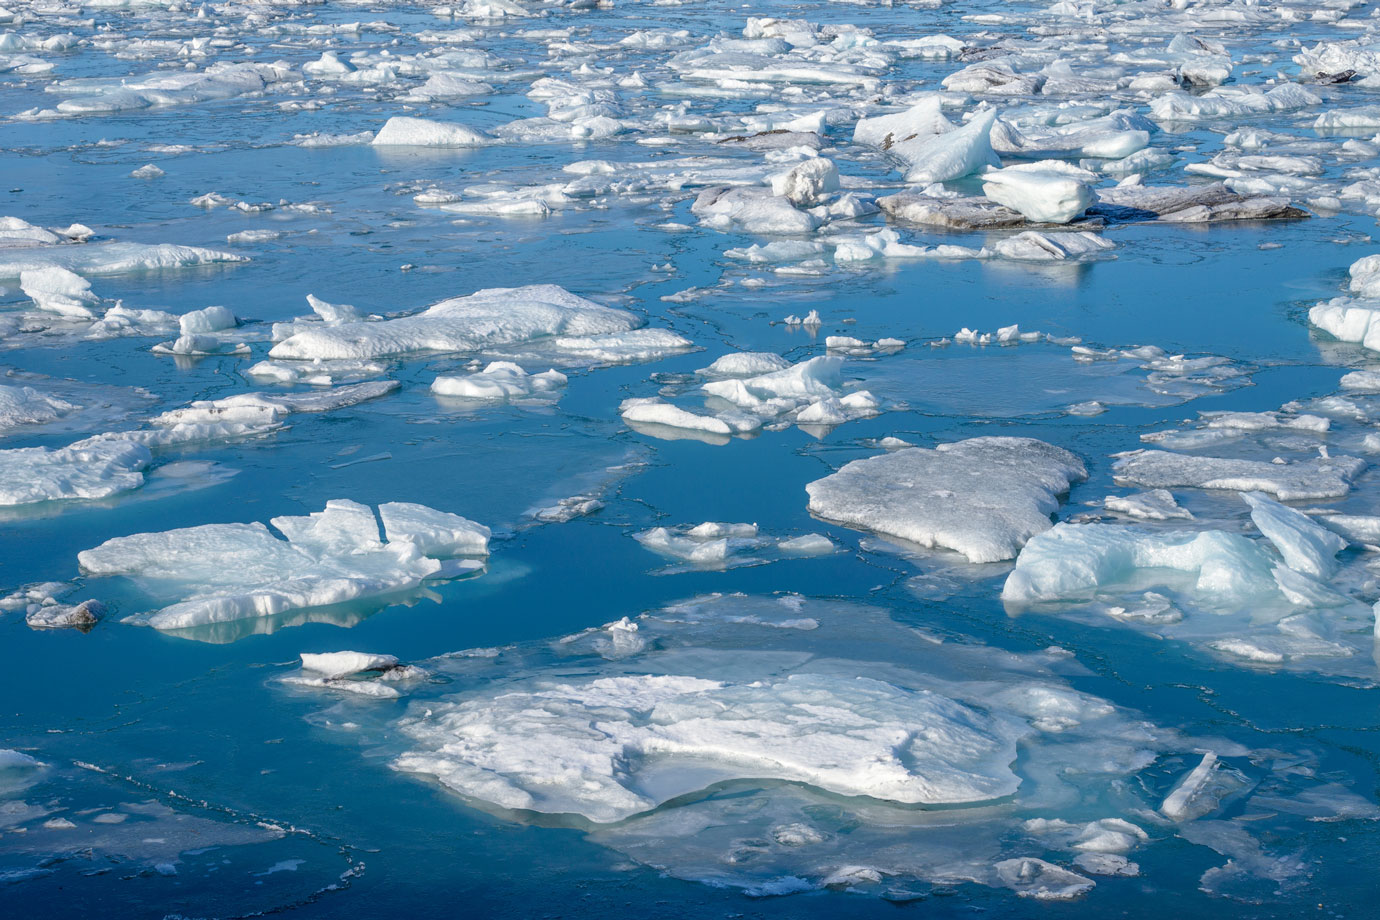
left=290, top=594, right=1373, bottom=901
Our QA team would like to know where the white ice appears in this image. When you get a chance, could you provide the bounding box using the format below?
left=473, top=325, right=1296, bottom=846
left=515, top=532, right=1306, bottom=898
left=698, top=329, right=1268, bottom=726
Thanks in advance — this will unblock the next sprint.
left=806, top=437, right=1086, bottom=563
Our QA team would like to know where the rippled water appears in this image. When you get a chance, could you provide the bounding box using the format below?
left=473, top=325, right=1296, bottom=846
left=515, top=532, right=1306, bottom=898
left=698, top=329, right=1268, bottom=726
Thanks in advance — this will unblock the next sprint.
left=2, top=0, right=1380, bottom=916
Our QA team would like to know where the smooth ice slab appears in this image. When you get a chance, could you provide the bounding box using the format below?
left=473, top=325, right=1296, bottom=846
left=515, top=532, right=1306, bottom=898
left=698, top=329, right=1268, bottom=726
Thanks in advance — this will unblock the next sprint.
left=1113, top=450, right=1364, bottom=501
left=396, top=671, right=1028, bottom=823
left=806, top=437, right=1086, bottom=563
left=0, top=440, right=150, bottom=507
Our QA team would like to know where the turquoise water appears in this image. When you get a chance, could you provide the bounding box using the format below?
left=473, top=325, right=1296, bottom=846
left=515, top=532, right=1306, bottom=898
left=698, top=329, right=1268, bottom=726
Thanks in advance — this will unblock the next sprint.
left=2, top=0, right=1379, bottom=916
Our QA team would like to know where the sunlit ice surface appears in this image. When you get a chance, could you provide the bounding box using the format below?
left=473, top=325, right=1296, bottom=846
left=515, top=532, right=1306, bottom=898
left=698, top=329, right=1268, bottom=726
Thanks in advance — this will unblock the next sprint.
left=1, top=0, right=1380, bottom=916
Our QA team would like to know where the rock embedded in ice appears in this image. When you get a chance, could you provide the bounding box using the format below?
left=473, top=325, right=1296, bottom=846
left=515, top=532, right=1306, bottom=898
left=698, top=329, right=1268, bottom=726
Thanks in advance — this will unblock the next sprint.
left=1091, top=183, right=1308, bottom=224
left=1113, top=450, right=1364, bottom=501
left=806, top=437, right=1087, bottom=563
left=26, top=599, right=104, bottom=631
left=878, top=192, right=1025, bottom=230
left=372, top=116, right=490, bottom=147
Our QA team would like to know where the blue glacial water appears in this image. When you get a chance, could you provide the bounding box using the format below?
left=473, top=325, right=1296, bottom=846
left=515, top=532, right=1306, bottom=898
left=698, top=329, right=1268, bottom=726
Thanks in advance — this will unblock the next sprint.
left=1, top=0, right=1379, bottom=917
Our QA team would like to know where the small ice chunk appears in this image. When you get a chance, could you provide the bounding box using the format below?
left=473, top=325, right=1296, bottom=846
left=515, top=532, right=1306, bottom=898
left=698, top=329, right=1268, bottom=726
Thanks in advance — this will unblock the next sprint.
left=300, top=651, right=401, bottom=680
left=698, top=352, right=792, bottom=378
left=994, top=857, right=1095, bottom=900
left=431, top=362, right=566, bottom=401
left=891, top=107, right=1000, bottom=184
left=378, top=501, right=491, bottom=557
left=1243, top=492, right=1346, bottom=579
left=1103, top=489, right=1193, bottom=521
left=620, top=398, right=732, bottom=436
left=779, top=534, right=834, bottom=555
left=26, top=599, right=105, bottom=631
left=179, top=305, right=236, bottom=336
left=372, top=116, right=490, bottom=147
left=981, top=162, right=1093, bottom=224
left=20, top=267, right=100, bottom=318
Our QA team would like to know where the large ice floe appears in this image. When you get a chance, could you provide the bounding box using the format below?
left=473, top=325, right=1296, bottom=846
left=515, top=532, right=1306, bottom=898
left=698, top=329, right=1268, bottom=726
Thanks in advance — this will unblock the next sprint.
left=806, top=437, right=1087, bottom=563
left=290, top=593, right=1372, bottom=900
left=78, top=499, right=489, bottom=636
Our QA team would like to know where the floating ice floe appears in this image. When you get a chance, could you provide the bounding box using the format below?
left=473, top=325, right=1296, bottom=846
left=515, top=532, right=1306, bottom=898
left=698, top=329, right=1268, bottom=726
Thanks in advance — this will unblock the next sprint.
left=26, top=61, right=294, bottom=118
left=980, top=161, right=1094, bottom=224
left=268, top=284, right=682, bottom=363
left=806, top=437, right=1087, bottom=563
left=431, top=362, right=567, bottom=403
left=0, top=440, right=151, bottom=508
left=1, top=581, right=103, bottom=631
left=372, top=115, right=491, bottom=147
left=77, top=380, right=399, bottom=451
left=279, top=651, right=428, bottom=699
left=622, top=354, right=879, bottom=442
left=0, top=239, right=245, bottom=279
left=1002, top=492, right=1375, bottom=678
left=634, top=522, right=834, bottom=570
left=0, top=383, right=77, bottom=435
left=324, top=593, right=1363, bottom=900
left=79, top=499, right=489, bottom=633
left=1112, top=450, right=1365, bottom=501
